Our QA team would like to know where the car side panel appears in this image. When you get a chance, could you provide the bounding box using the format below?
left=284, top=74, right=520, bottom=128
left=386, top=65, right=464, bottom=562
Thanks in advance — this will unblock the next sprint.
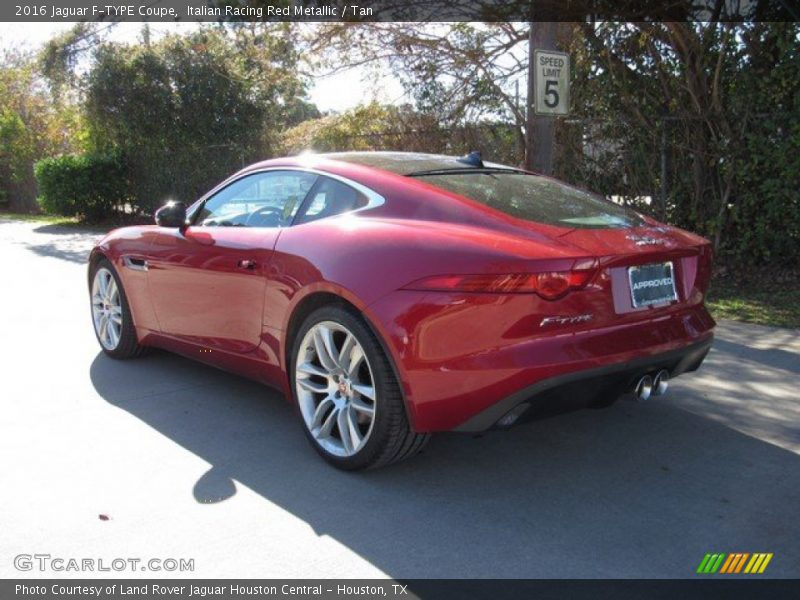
left=91, top=226, right=287, bottom=390
left=145, top=226, right=275, bottom=354
left=268, top=215, right=590, bottom=330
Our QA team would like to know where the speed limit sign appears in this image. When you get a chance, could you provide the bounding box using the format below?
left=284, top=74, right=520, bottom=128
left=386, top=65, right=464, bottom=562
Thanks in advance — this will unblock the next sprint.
left=533, top=50, right=570, bottom=116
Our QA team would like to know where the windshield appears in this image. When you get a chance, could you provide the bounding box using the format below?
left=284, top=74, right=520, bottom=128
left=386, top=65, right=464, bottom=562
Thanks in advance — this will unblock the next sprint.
left=414, top=172, right=644, bottom=229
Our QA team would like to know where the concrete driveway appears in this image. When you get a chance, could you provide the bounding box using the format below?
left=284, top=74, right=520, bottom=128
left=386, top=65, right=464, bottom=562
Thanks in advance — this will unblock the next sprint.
left=1, top=218, right=798, bottom=579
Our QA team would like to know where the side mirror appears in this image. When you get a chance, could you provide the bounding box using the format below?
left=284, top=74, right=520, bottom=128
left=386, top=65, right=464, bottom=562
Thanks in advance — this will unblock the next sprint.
left=155, top=201, right=187, bottom=228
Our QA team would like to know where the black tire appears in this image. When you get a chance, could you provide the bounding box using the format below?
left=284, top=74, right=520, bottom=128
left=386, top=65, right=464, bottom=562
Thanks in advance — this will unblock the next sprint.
left=290, top=304, right=429, bottom=470
left=89, top=258, right=147, bottom=359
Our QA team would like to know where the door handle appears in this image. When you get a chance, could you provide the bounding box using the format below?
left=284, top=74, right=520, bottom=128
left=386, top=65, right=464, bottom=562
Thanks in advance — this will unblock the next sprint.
left=237, top=259, right=257, bottom=270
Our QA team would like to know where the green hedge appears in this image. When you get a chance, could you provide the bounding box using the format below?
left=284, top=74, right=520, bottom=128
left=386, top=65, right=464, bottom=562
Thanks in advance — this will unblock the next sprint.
left=34, top=153, right=127, bottom=222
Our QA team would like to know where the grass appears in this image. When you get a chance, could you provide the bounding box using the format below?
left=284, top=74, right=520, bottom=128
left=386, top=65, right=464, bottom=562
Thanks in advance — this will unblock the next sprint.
left=707, top=277, right=800, bottom=329
left=0, top=209, right=151, bottom=231
left=0, top=210, right=81, bottom=226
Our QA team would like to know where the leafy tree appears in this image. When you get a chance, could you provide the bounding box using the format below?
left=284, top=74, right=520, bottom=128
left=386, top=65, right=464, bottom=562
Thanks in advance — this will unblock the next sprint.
left=309, top=23, right=528, bottom=150
left=0, top=50, right=84, bottom=212
left=280, top=102, right=520, bottom=164
left=565, top=22, right=800, bottom=264
left=39, top=23, right=98, bottom=101
left=308, top=22, right=800, bottom=266
left=84, top=26, right=315, bottom=213
left=724, top=25, right=800, bottom=264
left=281, top=103, right=433, bottom=153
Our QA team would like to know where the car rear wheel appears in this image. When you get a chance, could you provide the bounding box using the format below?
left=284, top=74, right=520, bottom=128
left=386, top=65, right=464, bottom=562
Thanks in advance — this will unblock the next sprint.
left=90, top=258, right=146, bottom=359
left=291, top=305, right=429, bottom=470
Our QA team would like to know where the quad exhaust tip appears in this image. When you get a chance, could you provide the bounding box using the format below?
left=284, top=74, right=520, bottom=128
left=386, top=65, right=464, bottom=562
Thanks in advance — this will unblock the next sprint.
left=632, top=369, right=670, bottom=401
left=652, top=369, right=669, bottom=396
left=634, top=374, right=653, bottom=401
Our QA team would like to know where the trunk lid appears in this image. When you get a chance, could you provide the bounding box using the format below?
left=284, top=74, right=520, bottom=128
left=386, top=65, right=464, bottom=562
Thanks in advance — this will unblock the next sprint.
left=545, top=224, right=713, bottom=323
left=556, top=224, right=701, bottom=264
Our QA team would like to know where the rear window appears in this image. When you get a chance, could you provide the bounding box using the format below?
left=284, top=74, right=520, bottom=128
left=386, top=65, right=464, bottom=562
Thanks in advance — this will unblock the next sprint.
left=415, top=172, right=644, bottom=229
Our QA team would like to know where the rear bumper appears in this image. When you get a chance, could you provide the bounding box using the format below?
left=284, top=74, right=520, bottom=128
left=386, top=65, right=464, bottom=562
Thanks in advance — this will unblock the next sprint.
left=366, top=290, right=716, bottom=432
left=454, top=334, right=712, bottom=432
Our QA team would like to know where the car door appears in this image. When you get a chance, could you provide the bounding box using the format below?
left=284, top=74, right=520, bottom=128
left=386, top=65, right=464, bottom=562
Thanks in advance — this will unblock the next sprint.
left=146, top=169, right=317, bottom=353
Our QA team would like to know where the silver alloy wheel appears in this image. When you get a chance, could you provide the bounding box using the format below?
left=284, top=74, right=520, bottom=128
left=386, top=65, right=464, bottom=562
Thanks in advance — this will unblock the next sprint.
left=91, top=267, right=123, bottom=351
left=295, top=321, right=377, bottom=457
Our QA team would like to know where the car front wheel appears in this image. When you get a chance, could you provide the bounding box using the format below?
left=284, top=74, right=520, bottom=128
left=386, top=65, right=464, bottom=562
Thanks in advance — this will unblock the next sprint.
left=291, top=305, right=429, bottom=470
left=89, top=258, right=146, bottom=359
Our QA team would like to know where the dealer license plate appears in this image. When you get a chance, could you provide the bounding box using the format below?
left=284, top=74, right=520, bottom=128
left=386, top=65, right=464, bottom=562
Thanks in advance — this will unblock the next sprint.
left=628, top=262, right=678, bottom=308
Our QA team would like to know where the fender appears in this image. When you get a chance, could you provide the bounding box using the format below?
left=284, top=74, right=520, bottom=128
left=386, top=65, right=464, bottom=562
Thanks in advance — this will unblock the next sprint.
left=276, top=281, right=420, bottom=430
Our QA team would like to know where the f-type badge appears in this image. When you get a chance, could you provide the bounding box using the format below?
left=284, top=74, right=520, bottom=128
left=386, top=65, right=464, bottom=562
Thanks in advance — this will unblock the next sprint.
left=540, top=314, right=594, bottom=327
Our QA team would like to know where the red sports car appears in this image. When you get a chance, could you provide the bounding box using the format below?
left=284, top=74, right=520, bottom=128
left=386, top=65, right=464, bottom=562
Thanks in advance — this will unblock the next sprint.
left=88, top=151, right=715, bottom=470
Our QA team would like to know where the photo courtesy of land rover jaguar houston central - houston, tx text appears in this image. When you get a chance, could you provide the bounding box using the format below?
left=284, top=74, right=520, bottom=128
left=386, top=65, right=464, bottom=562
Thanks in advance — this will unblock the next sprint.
left=87, top=151, right=715, bottom=470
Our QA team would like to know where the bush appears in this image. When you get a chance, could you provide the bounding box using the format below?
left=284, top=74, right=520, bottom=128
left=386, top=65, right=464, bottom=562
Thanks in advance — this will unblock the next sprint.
left=34, top=153, right=127, bottom=222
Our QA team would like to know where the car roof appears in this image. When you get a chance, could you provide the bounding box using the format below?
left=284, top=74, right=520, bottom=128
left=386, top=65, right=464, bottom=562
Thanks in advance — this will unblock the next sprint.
left=314, top=151, right=514, bottom=176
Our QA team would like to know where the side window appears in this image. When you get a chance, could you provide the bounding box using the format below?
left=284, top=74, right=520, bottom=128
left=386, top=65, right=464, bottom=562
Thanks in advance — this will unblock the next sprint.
left=294, top=176, right=369, bottom=225
left=194, top=171, right=317, bottom=228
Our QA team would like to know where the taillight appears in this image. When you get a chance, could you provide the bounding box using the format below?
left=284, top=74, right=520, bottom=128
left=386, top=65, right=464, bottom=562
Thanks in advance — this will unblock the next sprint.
left=402, top=270, right=594, bottom=300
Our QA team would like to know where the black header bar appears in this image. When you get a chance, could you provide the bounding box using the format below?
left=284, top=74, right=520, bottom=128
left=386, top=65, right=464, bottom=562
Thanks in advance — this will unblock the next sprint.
left=4, top=0, right=799, bottom=23
left=4, top=579, right=800, bottom=600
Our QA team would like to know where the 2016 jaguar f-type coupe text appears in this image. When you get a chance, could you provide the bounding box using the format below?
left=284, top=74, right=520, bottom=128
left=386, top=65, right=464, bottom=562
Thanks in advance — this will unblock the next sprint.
left=88, top=152, right=715, bottom=470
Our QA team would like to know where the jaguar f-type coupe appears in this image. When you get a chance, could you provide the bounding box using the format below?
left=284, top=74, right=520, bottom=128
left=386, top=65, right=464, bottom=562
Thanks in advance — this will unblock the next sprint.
left=88, top=151, right=715, bottom=469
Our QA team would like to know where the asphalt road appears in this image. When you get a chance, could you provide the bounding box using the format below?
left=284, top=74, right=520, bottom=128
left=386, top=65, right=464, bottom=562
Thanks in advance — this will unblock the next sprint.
left=1, top=218, right=798, bottom=579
